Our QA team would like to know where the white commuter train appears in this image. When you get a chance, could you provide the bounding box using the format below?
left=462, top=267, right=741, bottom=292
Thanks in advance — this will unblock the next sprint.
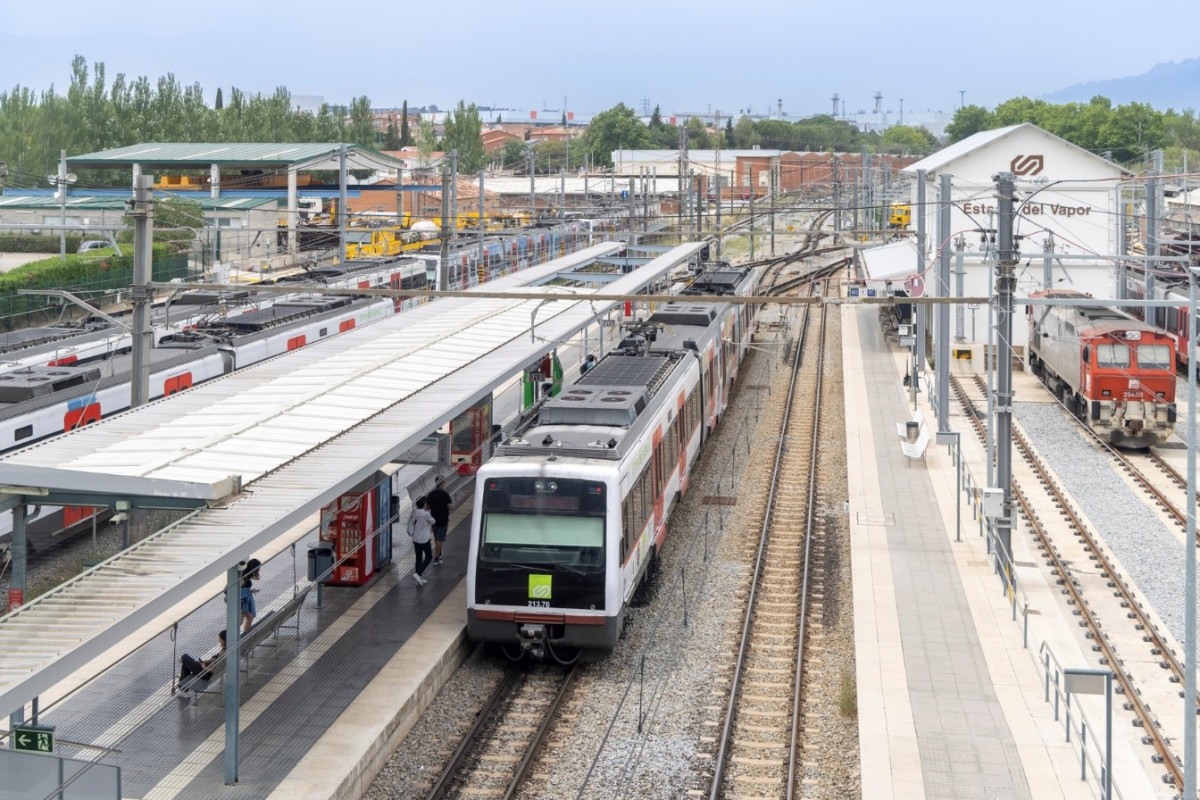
left=466, top=264, right=761, bottom=660
left=0, top=295, right=394, bottom=544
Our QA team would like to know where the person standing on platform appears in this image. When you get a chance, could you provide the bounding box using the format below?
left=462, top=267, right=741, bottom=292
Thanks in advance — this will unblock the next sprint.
left=426, top=477, right=452, bottom=567
left=408, top=496, right=434, bottom=585
left=239, top=559, right=261, bottom=633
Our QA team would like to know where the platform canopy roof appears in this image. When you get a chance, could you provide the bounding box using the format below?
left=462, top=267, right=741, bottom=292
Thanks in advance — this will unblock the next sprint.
left=67, top=143, right=405, bottom=173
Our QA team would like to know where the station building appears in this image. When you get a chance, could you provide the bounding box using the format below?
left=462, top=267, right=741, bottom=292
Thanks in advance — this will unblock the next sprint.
left=863, top=123, right=1132, bottom=351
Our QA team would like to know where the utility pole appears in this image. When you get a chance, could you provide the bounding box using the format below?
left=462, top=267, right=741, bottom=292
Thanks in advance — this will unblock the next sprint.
left=450, top=149, right=458, bottom=243
left=914, top=169, right=928, bottom=400
left=130, top=174, right=154, bottom=408
left=936, top=173, right=951, bottom=431
left=50, top=150, right=76, bottom=264
left=954, top=236, right=965, bottom=340
left=1042, top=234, right=1055, bottom=290
left=438, top=165, right=450, bottom=290
left=715, top=110, right=722, bottom=258
left=994, top=171, right=1017, bottom=569
left=528, top=150, right=536, bottom=221
left=749, top=167, right=755, bottom=260
left=769, top=167, right=776, bottom=256
left=337, top=144, right=348, bottom=264
left=694, top=172, right=702, bottom=241
left=478, top=170, right=485, bottom=279
left=678, top=126, right=688, bottom=241
left=833, top=156, right=842, bottom=231
left=1145, top=149, right=1162, bottom=304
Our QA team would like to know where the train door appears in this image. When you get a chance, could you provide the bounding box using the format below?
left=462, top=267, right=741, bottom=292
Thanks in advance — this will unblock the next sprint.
left=451, top=394, right=494, bottom=475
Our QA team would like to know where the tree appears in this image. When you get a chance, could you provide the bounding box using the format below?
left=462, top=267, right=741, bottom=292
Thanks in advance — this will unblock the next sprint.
left=723, top=117, right=735, bottom=148
left=399, top=100, right=412, bottom=147
left=416, top=118, right=438, bottom=167
left=880, top=125, right=937, bottom=155
left=732, top=115, right=760, bottom=149
left=442, top=100, right=486, bottom=173
left=347, top=95, right=376, bottom=148
left=498, top=139, right=529, bottom=171
left=151, top=196, right=204, bottom=252
left=384, top=115, right=401, bottom=150
left=647, top=104, right=676, bottom=148
left=684, top=117, right=712, bottom=149
left=945, top=105, right=994, bottom=143
left=215, top=87, right=223, bottom=111
left=561, top=111, right=567, bottom=126
left=584, top=103, right=649, bottom=167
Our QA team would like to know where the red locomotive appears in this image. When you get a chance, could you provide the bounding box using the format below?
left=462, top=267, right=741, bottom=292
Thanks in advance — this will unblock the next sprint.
left=1027, top=290, right=1176, bottom=448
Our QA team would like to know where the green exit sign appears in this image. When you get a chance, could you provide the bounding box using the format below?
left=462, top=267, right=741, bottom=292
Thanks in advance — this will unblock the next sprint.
left=14, top=726, right=54, bottom=753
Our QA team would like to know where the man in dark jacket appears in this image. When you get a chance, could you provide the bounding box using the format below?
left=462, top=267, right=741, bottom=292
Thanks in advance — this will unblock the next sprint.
left=426, top=477, right=452, bottom=566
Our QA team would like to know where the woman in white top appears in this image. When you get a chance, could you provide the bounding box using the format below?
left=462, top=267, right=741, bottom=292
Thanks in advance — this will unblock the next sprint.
left=408, top=497, right=435, bottom=585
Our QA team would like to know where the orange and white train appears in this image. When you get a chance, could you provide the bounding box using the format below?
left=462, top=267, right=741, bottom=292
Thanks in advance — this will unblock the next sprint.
left=1027, top=289, right=1176, bottom=448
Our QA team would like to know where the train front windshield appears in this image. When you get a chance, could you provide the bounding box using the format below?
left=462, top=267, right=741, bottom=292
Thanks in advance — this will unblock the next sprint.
left=1137, top=344, right=1172, bottom=370
left=480, top=477, right=606, bottom=569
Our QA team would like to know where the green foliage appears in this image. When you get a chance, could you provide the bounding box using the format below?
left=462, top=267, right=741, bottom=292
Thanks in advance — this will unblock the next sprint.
left=732, top=115, right=760, bottom=149
left=399, top=100, right=413, bottom=147
left=416, top=119, right=439, bottom=166
left=0, top=234, right=87, bottom=253
left=945, top=106, right=994, bottom=142
left=880, top=125, right=938, bottom=155
left=684, top=117, right=712, bottom=149
left=498, top=140, right=529, bottom=171
left=583, top=103, right=649, bottom=167
left=150, top=196, right=204, bottom=249
left=442, top=101, right=486, bottom=173
left=838, top=671, right=857, bottom=717
left=0, top=56, right=372, bottom=185
left=945, top=96, right=1170, bottom=162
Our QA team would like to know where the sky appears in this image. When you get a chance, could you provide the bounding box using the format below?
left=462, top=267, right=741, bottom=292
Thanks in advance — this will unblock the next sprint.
left=1, top=0, right=1197, bottom=121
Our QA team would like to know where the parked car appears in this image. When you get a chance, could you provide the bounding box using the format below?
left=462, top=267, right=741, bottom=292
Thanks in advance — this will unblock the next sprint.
left=77, top=240, right=110, bottom=253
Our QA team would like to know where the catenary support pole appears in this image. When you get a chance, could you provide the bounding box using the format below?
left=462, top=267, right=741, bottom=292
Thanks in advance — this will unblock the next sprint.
left=438, top=166, right=450, bottom=291
left=130, top=174, right=154, bottom=408
left=936, top=173, right=951, bottom=430
left=338, top=144, right=348, bottom=265
left=994, top=171, right=1017, bottom=568
left=478, top=170, right=485, bottom=278
left=1187, top=268, right=1198, bottom=800
left=954, top=237, right=965, bottom=340
left=1145, top=150, right=1161, bottom=303
left=914, top=169, right=927, bottom=396
left=224, top=564, right=241, bottom=784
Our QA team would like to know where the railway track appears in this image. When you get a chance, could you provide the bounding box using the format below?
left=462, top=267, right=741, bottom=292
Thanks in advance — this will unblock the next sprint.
left=954, top=375, right=1184, bottom=789
left=708, top=277, right=831, bottom=799
left=425, top=663, right=578, bottom=800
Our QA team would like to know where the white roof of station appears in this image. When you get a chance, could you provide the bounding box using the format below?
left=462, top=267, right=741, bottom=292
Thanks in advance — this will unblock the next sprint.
left=0, top=240, right=708, bottom=718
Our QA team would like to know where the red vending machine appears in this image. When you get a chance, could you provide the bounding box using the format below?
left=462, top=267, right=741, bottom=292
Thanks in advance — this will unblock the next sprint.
left=319, top=470, right=394, bottom=587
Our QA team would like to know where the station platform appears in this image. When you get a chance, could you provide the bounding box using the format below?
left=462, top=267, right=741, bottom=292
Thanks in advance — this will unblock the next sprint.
left=25, top=489, right=475, bottom=800
left=844, top=304, right=1158, bottom=799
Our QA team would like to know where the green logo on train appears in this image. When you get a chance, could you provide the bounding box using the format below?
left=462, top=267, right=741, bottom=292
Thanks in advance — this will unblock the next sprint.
left=528, top=574, right=552, bottom=600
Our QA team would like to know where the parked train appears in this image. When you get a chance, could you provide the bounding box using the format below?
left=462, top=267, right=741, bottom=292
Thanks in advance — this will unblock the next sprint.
left=1027, top=290, right=1176, bottom=448
left=1124, top=276, right=1200, bottom=370
left=465, top=264, right=761, bottom=661
left=0, top=296, right=394, bottom=547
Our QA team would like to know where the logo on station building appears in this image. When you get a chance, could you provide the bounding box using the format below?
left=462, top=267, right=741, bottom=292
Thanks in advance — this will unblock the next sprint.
left=1010, top=154, right=1044, bottom=176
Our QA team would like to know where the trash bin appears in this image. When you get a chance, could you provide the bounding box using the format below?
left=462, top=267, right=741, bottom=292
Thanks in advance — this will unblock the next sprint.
left=308, top=545, right=334, bottom=582
left=905, top=421, right=920, bottom=442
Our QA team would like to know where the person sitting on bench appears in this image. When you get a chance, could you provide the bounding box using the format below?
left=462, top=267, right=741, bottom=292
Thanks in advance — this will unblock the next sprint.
left=179, top=629, right=226, bottom=689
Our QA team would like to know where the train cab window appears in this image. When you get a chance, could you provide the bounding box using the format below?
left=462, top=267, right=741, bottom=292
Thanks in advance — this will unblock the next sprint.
left=1137, top=344, right=1172, bottom=370
left=1095, top=343, right=1131, bottom=369
left=14, top=425, right=32, bottom=441
left=319, top=327, right=329, bottom=337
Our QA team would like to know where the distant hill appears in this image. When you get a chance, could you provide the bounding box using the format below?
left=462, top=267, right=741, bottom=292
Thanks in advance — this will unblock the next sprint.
left=1043, top=58, right=1200, bottom=110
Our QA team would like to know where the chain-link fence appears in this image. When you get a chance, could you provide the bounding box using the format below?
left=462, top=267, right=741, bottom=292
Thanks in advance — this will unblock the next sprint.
left=0, top=254, right=194, bottom=331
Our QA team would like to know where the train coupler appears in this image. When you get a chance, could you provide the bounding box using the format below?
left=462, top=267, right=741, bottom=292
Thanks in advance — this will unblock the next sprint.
left=518, top=623, right=548, bottom=659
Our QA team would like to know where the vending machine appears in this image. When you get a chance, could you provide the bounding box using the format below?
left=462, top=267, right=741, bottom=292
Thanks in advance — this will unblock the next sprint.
left=318, top=470, right=394, bottom=587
